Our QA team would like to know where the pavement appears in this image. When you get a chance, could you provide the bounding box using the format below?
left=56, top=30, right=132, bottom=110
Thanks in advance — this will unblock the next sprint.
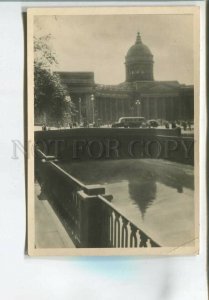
left=35, top=182, right=75, bottom=248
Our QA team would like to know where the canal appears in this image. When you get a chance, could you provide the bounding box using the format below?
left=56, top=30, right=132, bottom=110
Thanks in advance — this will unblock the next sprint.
left=58, top=159, right=194, bottom=247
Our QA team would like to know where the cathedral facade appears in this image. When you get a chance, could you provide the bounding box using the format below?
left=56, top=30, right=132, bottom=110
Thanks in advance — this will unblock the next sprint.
left=57, top=32, right=194, bottom=125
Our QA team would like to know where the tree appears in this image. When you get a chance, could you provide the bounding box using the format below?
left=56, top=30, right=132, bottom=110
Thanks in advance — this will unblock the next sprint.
left=34, top=34, right=74, bottom=126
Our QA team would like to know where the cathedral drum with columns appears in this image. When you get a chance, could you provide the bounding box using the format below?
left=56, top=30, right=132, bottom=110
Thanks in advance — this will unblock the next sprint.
left=58, top=32, right=194, bottom=125
left=125, top=32, right=154, bottom=82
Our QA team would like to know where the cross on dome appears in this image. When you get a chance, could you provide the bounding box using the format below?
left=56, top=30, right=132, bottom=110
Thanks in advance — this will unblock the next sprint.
left=136, top=32, right=142, bottom=44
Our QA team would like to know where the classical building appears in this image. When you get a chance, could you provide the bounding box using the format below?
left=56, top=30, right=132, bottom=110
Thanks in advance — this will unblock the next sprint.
left=57, top=32, right=194, bottom=124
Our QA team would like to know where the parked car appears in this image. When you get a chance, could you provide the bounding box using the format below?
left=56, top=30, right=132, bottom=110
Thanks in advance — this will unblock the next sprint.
left=146, top=119, right=159, bottom=128
left=112, top=117, right=146, bottom=128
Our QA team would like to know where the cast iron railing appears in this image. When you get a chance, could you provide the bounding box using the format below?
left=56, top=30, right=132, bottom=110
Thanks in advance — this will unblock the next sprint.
left=98, top=195, right=160, bottom=247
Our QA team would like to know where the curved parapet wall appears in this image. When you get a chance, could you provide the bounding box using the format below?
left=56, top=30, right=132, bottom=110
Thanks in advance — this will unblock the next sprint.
left=35, top=128, right=194, bottom=165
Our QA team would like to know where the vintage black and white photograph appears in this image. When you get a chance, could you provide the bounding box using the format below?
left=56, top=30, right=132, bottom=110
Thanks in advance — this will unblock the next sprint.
left=27, top=6, right=199, bottom=255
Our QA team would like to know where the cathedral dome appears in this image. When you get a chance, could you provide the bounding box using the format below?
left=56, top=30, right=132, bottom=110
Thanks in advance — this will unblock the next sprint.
left=125, top=32, right=153, bottom=63
left=125, top=32, right=154, bottom=82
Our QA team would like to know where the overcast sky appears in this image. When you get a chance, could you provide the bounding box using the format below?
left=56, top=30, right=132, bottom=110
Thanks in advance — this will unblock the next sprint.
left=34, top=14, right=194, bottom=85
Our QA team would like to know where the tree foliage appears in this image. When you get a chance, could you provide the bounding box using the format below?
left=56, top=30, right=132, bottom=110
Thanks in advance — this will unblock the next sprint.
left=34, top=34, right=73, bottom=125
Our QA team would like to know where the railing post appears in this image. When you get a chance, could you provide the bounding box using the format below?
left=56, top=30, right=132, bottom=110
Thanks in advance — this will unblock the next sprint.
left=77, top=191, right=104, bottom=248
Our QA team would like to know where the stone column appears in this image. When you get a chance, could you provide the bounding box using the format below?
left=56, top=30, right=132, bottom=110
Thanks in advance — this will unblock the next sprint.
left=145, top=97, right=149, bottom=119
left=154, top=98, right=158, bottom=119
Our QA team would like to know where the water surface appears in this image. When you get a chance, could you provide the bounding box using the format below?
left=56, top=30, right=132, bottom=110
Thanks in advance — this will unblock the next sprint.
left=59, top=159, right=194, bottom=246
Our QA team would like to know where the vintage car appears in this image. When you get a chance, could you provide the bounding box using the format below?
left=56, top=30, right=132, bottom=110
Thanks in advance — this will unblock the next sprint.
left=112, top=117, right=146, bottom=128
left=146, top=119, right=159, bottom=127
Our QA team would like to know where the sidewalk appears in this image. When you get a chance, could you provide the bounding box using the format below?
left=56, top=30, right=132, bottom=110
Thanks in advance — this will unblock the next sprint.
left=35, top=182, right=76, bottom=248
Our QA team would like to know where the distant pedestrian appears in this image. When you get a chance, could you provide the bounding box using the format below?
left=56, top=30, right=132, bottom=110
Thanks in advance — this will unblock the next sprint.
left=42, top=124, right=46, bottom=131
left=188, top=121, right=191, bottom=131
left=165, top=121, right=169, bottom=129
left=171, top=122, right=176, bottom=129
left=182, top=121, right=187, bottom=131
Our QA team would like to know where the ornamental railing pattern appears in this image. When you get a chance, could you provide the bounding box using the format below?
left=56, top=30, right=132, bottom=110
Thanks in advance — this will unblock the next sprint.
left=98, top=195, right=160, bottom=248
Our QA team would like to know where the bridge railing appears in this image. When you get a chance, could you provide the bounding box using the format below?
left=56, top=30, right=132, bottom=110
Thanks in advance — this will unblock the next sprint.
left=35, top=148, right=160, bottom=248
left=97, top=195, right=160, bottom=248
left=35, top=127, right=193, bottom=165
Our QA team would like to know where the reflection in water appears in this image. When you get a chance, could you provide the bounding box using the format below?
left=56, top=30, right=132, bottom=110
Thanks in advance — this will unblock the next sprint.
left=128, top=179, right=157, bottom=218
left=59, top=159, right=194, bottom=246
left=60, top=159, right=192, bottom=218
